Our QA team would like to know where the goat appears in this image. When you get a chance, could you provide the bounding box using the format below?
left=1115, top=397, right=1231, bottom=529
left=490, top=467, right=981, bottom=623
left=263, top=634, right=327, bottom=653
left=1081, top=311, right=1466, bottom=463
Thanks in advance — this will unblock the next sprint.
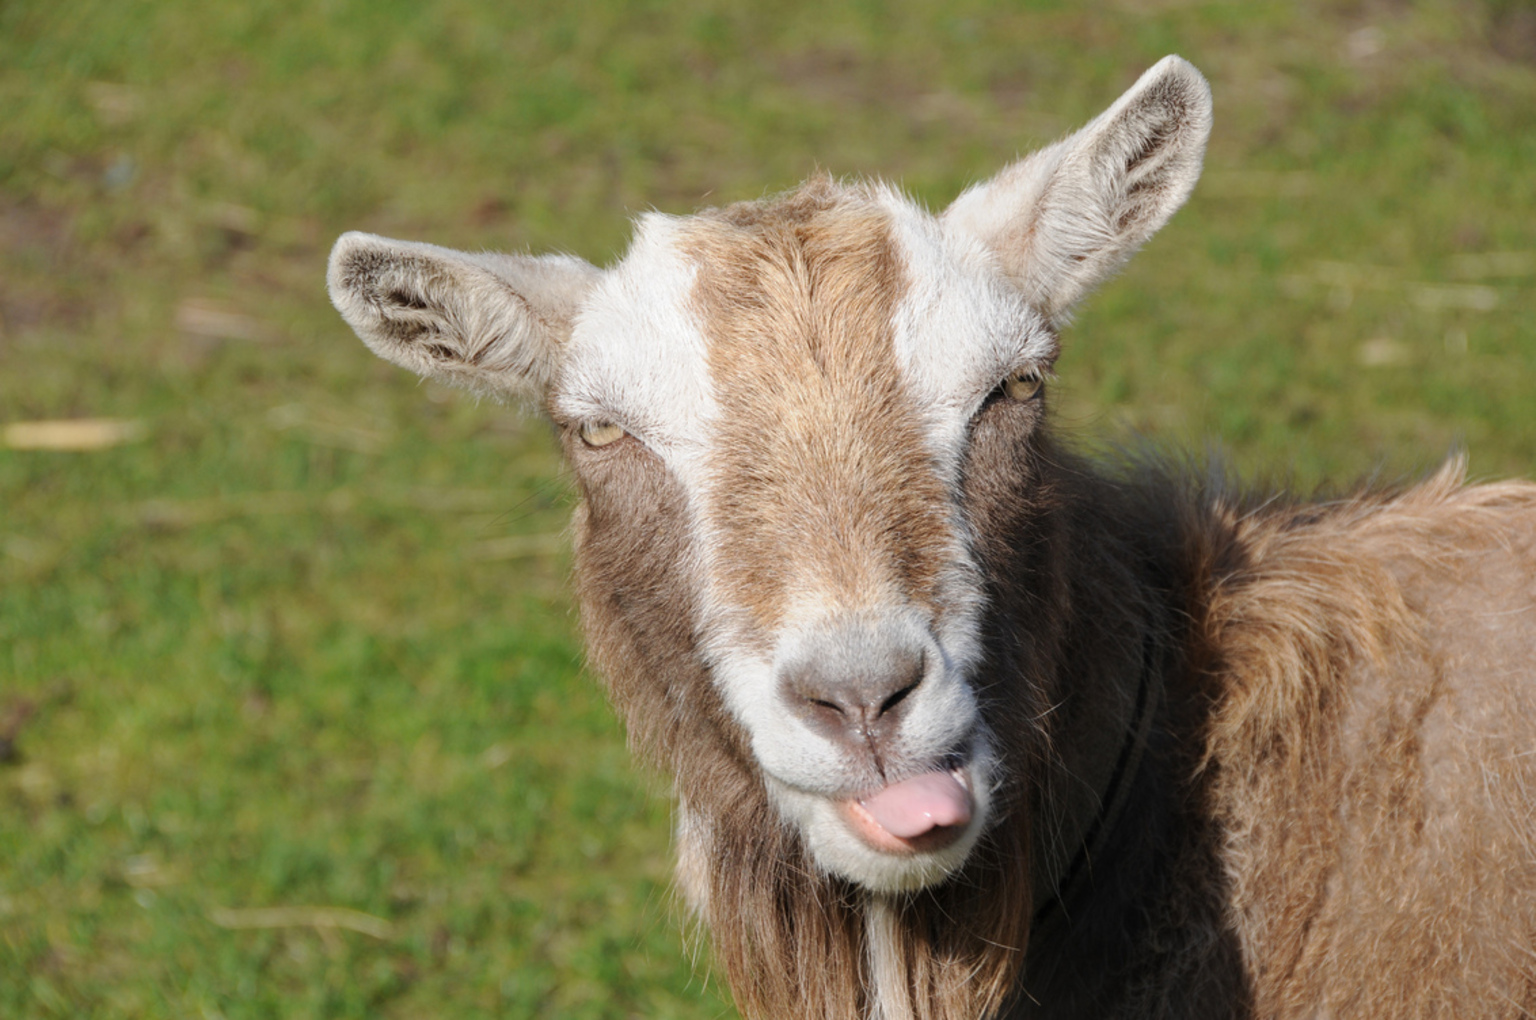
left=327, top=56, right=1536, bottom=1020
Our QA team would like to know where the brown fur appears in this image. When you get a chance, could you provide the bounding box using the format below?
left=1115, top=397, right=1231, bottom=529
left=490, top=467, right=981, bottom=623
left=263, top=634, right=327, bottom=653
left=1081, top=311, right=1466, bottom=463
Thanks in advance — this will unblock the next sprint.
left=1191, top=468, right=1536, bottom=1019
left=685, top=181, right=955, bottom=635
left=325, top=57, right=1535, bottom=1016
left=566, top=182, right=1536, bottom=1019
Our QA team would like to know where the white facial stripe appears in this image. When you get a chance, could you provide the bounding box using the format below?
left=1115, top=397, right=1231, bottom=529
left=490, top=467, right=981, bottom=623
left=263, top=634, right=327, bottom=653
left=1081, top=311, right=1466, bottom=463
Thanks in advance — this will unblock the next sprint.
left=560, top=217, right=745, bottom=751
left=558, top=213, right=719, bottom=463
left=879, top=187, right=1057, bottom=482
left=874, top=189, right=1015, bottom=699
left=556, top=212, right=750, bottom=736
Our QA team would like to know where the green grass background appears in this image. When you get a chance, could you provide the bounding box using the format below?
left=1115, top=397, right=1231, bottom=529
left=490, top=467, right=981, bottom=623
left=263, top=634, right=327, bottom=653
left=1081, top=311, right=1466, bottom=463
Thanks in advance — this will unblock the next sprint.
left=2, top=1, right=1533, bottom=1016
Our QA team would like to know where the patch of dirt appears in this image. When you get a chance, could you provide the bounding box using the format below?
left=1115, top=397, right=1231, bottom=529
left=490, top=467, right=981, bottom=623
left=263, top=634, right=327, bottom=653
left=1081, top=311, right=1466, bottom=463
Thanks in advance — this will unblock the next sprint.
left=1490, top=5, right=1536, bottom=64
left=0, top=698, right=37, bottom=765
left=0, top=682, right=74, bottom=766
left=0, top=200, right=78, bottom=340
left=775, top=46, right=926, bottom=114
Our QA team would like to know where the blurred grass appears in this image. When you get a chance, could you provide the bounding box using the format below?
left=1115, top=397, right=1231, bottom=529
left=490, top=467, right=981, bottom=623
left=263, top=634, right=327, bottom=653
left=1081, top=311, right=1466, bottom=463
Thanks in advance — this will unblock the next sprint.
left=2, top=0, right=1534, bottom=1016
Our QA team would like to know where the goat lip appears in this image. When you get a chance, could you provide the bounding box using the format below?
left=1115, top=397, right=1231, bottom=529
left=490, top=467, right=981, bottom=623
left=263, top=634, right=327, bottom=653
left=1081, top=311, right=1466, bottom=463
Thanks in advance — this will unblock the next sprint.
left=840, top=768, right=973, bottom=856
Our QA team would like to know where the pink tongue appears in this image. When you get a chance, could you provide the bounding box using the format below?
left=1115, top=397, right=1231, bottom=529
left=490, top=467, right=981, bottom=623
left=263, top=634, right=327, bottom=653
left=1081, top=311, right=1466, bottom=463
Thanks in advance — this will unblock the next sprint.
left=859, top=771, right=972, bottom=839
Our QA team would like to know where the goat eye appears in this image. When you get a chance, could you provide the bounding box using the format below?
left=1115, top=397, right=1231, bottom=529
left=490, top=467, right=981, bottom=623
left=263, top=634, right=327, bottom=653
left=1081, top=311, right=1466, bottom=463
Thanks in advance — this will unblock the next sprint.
left=579, top=421, right=627, bottom=448
left=1002, top=368, right=1044, bottom=402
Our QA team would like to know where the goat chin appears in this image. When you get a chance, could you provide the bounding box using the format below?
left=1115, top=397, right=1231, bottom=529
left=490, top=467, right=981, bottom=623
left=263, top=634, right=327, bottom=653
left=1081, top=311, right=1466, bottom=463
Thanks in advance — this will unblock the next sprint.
left=763, top=753, right=997, bottom=894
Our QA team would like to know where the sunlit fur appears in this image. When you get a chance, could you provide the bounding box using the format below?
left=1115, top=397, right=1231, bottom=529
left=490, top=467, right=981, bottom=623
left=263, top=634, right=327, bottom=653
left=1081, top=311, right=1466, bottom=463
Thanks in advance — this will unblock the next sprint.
left=328, top=56, right=1536, bottom=1020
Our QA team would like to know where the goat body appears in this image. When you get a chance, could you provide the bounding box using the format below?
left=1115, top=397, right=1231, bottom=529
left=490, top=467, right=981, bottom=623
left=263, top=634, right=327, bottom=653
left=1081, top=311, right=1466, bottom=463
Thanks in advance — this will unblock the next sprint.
left=328, top=57, right=1536, bottom=1019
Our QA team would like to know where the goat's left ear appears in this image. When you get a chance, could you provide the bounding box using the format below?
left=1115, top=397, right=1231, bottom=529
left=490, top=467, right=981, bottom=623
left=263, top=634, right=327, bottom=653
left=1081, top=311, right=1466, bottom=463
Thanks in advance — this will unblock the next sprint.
left=327, top=232, right=600, bottom=401
left=944, top=55, right=1212, bottom=324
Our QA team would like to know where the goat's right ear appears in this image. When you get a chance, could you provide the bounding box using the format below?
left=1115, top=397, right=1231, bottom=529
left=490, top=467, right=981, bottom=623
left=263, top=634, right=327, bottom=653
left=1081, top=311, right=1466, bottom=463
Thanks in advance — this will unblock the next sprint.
left=327, top=232, right=599, bottom=400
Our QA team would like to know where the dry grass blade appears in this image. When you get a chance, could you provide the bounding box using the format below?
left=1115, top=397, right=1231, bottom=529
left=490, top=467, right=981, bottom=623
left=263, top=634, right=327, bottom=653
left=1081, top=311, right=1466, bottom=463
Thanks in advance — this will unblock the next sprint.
left=1447, top=252, right=1535, bottom=279
left=3, top=418, right=147, bottom=451
left=175, top=298, right=270, bottom=342
left=208, top=906, right=394, bottom=939
left=1409, top=284, right=1500, bottom=312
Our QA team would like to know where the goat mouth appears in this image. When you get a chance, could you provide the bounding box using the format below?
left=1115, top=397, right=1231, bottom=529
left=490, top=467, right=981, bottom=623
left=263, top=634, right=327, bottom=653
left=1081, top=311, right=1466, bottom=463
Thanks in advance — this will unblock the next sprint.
left=840, top=766, right=974, bottom=855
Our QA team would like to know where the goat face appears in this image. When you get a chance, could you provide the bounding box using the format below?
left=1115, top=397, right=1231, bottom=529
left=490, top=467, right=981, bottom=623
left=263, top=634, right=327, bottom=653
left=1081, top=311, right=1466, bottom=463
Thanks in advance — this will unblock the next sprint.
left=328, top=56, right=1211, bottom=894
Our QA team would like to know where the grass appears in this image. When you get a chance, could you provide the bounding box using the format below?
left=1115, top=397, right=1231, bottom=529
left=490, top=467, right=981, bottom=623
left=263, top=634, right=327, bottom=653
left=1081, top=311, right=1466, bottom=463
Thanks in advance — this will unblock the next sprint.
left=2, top=0, right=1533, bottom=1016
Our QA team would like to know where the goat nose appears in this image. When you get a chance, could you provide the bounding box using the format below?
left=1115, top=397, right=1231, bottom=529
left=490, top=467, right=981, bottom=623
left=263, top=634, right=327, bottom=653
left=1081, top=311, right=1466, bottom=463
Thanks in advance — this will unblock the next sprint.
left=780, top=644, right=926, bottom=747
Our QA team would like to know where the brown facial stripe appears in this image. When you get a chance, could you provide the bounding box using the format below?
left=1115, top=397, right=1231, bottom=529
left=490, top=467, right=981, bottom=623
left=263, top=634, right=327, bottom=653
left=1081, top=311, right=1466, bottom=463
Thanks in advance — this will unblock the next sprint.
left=684, top=180, right=955, bottom=634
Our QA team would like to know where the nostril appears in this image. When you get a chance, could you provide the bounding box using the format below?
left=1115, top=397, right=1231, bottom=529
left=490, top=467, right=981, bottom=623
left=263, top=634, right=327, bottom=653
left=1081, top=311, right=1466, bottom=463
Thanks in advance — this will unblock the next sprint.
left=878, top=682, right=918, bottom=717
left=808, top=697, right=846, bottom=716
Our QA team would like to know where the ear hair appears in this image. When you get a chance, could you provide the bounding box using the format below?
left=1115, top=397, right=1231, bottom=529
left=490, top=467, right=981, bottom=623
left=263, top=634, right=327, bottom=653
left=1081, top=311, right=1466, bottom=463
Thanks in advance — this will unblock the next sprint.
left=327, top=231, right=599, bottom=400
left=944, top=55, right=1212, bottom=324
